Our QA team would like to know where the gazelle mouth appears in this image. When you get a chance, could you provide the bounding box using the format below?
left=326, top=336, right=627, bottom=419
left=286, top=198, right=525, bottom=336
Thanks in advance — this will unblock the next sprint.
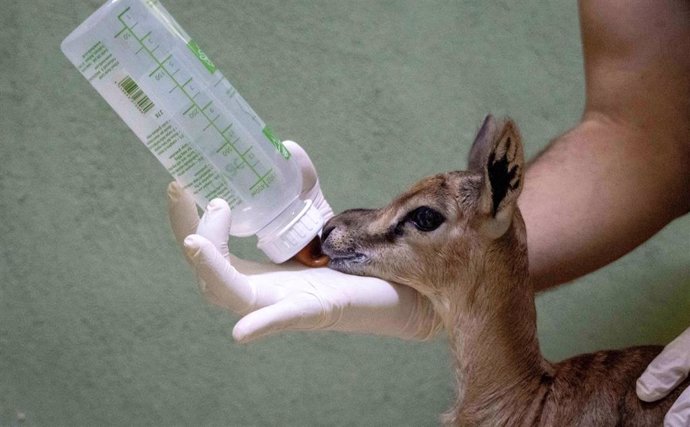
left=326, top=252, right=369, bottom=270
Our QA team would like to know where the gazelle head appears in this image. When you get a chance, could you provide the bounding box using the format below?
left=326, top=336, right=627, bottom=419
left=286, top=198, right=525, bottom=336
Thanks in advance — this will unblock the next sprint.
left=322, top=116, right=526, bottom=302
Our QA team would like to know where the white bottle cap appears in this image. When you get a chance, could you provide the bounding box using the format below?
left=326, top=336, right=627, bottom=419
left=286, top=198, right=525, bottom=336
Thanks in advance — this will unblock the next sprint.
left=256, top=199, right=324, bottom=263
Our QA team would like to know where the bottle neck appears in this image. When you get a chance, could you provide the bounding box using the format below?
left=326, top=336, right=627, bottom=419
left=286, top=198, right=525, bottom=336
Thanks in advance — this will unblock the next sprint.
left=255, top=198, right=324, bottom=263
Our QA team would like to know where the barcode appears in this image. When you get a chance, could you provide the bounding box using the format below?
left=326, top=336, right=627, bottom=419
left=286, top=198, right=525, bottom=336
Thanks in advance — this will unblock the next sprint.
left=118, top=75, right=155, bottom=114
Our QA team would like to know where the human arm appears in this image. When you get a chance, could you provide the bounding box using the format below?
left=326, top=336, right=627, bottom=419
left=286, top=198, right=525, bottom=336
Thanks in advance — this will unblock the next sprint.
left=521, top=0, right=690, bottom=291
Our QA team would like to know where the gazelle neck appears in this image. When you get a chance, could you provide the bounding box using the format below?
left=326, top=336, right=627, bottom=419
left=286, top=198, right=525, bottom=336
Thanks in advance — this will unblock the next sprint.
left=435, top=221, right=553, bottom=425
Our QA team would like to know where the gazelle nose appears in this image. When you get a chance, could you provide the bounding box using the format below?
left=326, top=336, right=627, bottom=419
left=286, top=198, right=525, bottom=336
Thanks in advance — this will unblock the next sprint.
left=321, top=224, right=336, bottom=243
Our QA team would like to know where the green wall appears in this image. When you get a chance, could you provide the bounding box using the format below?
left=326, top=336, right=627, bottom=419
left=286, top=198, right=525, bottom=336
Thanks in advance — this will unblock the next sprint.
left=2, top=1, right=688, bottom=425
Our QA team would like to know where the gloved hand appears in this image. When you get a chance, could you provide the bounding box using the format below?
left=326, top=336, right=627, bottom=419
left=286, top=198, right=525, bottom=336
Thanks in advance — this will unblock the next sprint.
left=167, top=140, right=442, bottom=343
left=637, top=326, right=690, bottom=426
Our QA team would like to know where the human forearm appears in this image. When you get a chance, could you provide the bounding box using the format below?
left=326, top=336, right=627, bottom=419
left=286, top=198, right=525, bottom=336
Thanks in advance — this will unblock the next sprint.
left=520, top=118, right=689, bottom=291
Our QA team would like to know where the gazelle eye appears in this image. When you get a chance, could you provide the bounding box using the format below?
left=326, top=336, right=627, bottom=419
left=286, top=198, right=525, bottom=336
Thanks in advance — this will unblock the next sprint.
left=408, top=206, right=445, bottom=232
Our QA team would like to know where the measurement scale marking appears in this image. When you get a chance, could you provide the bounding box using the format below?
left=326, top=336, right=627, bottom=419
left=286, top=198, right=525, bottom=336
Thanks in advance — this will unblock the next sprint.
left=115, top=12, right=267, bottom=186
left=215, top=136, right=240, bottom=153
left=114, top=26, right=128, bottom=38
left=117, top=7, right=131, bottom=19
left=182, top=103, right=196, bottom=116
left=148, top=54, right=172, bottom=77
left=203, top=114, right=220, bottom=131
left=250, top=169, right=274, bottom=190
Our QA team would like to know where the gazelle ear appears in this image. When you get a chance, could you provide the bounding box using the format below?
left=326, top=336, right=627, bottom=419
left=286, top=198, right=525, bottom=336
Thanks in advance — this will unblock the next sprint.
left=477, top=118, right=524, bottom=239
left=467, top=114, right=497, bottom=171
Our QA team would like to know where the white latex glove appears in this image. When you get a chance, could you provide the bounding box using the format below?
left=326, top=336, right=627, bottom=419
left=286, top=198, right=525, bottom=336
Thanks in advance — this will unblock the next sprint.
left=167, top=140, right=442, bottom=343
left=637, top=327, right=690, bottom=426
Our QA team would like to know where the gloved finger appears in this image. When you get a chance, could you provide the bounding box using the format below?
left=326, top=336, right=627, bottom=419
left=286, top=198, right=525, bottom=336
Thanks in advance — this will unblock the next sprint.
left=282, top=140, right=318, bottom=195
left=193, top=198, right=272, bottom=273
left=196, top=198, right=232, bottom=260
left=167, top=181, right=200, bottom=248
left=637, top=327, right=690, bottom=401
left=664, top=385, right=690, bottom=427
left=232, top=294, right=333, bottom=343
left=183, top=234, right=257, bottom=314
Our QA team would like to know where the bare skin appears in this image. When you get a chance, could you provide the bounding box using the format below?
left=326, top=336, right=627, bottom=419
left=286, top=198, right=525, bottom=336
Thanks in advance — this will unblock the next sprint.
left=523, top=0, right=690, bottom=291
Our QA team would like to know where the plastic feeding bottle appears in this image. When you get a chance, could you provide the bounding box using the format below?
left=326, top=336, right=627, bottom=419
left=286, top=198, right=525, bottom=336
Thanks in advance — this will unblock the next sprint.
left=61, top=0, right=325, bottom=264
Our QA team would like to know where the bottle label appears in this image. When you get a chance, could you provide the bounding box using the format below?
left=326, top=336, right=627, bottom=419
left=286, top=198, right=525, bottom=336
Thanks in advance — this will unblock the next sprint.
left=262, top=126, right=291, bottom=160
left=186, top=40, right=217, bottom=74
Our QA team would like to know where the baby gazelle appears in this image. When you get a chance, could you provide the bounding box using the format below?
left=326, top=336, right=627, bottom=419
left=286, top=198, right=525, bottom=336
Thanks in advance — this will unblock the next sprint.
left=321, top=116, right=687, bottom=426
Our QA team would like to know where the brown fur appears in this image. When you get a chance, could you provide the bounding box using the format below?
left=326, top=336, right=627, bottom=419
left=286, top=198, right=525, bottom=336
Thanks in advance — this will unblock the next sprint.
left=321, top=116, right=688, bottom=426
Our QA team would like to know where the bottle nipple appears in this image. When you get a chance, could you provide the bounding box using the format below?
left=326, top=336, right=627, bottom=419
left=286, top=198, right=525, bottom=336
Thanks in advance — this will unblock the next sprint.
left=293, top=236, right=329, bottom=267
